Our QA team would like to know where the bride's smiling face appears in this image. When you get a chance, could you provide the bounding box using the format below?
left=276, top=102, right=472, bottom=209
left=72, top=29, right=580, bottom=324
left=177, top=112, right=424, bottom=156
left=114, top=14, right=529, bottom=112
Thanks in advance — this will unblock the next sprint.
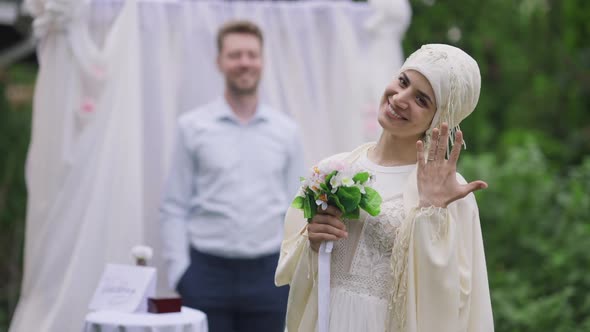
left=377, top=69, right=437, bottom=140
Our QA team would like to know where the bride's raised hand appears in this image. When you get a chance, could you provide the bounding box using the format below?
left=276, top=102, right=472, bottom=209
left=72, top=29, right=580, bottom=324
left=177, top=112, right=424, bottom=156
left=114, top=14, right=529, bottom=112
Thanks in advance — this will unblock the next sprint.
left=415, top=122, right=487, bottom=208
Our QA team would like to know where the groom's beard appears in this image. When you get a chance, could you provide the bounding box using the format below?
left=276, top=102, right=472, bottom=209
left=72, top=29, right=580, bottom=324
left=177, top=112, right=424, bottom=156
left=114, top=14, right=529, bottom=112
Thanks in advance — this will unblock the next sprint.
left=226, top=70, right=261, bottom=96
left=227, top=80, right=259, bottom=96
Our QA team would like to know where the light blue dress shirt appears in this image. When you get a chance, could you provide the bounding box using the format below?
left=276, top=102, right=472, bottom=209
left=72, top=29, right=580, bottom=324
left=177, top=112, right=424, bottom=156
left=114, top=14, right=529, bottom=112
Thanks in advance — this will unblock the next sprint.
left=160, top=98, right=305, bottom=288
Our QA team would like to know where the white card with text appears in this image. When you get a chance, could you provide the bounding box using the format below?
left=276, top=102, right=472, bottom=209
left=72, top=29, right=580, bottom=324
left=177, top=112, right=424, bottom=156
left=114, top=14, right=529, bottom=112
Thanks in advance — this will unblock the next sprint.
left=88, top=264, right=156, bottom=313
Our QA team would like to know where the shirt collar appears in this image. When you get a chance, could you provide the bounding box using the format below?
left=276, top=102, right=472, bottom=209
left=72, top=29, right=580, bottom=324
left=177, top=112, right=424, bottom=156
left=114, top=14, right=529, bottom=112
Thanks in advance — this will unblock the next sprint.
left=215, top=97, right=270, bottom=124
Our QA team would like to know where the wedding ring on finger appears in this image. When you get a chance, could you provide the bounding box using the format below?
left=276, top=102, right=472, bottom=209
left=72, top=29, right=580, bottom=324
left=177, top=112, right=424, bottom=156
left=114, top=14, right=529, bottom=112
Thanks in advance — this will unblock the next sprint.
left=427, top=157, right=435, bottom=161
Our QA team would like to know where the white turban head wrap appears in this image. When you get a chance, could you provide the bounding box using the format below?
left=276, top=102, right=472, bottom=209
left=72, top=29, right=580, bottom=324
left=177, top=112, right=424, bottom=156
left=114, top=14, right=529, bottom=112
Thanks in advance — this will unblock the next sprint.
left=399, top=43, right=481, bottom=150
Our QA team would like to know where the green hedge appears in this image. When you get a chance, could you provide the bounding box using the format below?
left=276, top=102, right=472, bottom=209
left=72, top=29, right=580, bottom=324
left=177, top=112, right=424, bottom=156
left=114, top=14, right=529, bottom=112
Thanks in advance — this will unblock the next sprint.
left=460, top=137, right=590, bottom=330
left=0, top=65, right=33, bottom=332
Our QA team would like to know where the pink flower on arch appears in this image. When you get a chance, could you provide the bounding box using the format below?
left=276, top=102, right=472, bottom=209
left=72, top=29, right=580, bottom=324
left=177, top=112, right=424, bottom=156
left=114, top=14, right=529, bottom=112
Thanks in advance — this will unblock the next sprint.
left=81, top=98, right=96, bottom=113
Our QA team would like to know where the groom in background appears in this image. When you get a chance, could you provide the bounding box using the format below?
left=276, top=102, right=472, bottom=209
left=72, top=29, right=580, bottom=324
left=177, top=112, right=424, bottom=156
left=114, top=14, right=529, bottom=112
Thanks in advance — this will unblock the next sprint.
left=160, top=20, right=305, bottom=332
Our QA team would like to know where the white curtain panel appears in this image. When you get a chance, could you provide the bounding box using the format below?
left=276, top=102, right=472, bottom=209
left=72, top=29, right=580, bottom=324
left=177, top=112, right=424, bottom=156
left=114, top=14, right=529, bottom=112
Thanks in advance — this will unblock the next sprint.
left=11, top=1, right=410, bottom=331
left=11, top=0, right=145, bottom=332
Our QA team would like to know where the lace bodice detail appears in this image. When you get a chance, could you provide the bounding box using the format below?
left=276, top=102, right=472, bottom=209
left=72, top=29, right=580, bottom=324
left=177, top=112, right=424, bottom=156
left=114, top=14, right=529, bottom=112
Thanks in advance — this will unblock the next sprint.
left=331, top=195, right=406, bottom=300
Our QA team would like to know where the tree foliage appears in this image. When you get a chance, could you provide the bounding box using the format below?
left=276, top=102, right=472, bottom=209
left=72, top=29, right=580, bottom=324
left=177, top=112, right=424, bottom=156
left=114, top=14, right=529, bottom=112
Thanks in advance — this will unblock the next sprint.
left=0, top=65, right=33, bottom=332
left=462, top=142, right=590, bottom=330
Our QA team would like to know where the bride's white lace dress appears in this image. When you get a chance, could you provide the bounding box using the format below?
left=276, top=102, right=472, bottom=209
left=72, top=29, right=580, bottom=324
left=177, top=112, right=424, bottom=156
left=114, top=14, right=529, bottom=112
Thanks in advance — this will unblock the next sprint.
left=328, top=196, right=405, bottom=332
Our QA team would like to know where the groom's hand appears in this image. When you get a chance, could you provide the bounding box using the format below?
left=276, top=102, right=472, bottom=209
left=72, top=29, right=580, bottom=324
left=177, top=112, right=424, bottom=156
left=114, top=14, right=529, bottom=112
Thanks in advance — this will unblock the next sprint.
left=307, top=205, right=348, bottom=252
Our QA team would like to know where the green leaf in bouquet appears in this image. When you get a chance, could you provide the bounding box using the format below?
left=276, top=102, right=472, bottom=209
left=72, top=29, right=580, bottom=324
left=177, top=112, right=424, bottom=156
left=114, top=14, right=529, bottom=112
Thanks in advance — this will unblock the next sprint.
left=360, top=187, right=382, bottom=216
left=309, top=195, right=318, bottom=218
left=303, top=193, right=317, bottom=220
left=352, top=171, right=370, bottom=184
left=291, top=196, right=304, bottom=209
left=342, top=207, right=360, bottom=220
left=320, top=182, right=329, bottom=192
left=336, top=186, right=362, bottom=213
left=303, top=194, right=311, bottom=219
left=328, top=192, right=346, bottom=213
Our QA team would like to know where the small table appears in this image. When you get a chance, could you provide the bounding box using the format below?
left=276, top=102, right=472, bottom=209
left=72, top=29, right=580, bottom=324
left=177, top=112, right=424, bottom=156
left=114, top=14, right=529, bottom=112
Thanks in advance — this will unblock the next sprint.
left=83, top=306, right=208, bottom=332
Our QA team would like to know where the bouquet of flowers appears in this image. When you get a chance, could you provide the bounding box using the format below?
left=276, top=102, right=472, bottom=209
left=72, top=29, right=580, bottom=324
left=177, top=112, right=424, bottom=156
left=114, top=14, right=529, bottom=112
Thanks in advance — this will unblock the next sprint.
left=291, top=160, right=382, bottom=220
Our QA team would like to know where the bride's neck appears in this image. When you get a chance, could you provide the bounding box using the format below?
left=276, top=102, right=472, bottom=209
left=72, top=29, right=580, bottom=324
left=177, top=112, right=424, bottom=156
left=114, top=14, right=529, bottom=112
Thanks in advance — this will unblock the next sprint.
left=369, top=133, right=419, bottom=166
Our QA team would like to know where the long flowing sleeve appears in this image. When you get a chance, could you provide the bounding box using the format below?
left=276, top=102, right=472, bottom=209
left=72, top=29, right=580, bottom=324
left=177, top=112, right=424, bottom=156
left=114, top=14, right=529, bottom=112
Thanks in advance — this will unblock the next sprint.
left=275, top=207, right=308, bottom=286
left=404, top=192, right=493, bottom=332
left=160, top=123, right=193, bottom=290
left=285, top=128, right=306, bottom=200
left=275, top=206, right=321, bottom=332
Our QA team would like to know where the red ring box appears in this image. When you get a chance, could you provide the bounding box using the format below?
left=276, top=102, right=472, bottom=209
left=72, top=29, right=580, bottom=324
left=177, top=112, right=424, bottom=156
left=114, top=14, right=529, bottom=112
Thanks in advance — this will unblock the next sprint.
left=147, top=297, right=182, bottom=313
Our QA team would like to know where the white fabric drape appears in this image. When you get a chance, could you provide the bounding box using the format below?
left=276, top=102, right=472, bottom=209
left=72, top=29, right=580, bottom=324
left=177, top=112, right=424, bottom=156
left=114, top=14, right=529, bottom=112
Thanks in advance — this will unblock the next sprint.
left=11, top=0, right=145, bottom=332
left=11, top=1, right=410, bottom=332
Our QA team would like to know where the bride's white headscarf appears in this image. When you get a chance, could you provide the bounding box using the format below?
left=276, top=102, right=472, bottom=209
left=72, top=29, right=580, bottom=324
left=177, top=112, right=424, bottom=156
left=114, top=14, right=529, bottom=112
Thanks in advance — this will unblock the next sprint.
left=399, top=44, right=481, bottom=150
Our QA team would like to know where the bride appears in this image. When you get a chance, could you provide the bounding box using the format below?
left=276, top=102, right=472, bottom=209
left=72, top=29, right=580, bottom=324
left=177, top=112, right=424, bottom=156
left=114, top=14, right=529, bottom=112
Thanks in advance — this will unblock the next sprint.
left=275, top=44, right=494, bottom=332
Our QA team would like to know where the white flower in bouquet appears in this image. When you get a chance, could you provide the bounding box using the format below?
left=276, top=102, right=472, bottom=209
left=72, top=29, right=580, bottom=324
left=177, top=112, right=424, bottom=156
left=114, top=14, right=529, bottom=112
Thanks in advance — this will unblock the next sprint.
left=329, top=170, right=355, bottom=192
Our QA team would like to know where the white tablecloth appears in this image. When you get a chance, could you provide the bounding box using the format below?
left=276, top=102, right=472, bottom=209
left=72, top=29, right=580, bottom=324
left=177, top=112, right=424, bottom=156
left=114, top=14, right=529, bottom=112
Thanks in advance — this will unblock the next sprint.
left=83, top=307, right=208, bottom=332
